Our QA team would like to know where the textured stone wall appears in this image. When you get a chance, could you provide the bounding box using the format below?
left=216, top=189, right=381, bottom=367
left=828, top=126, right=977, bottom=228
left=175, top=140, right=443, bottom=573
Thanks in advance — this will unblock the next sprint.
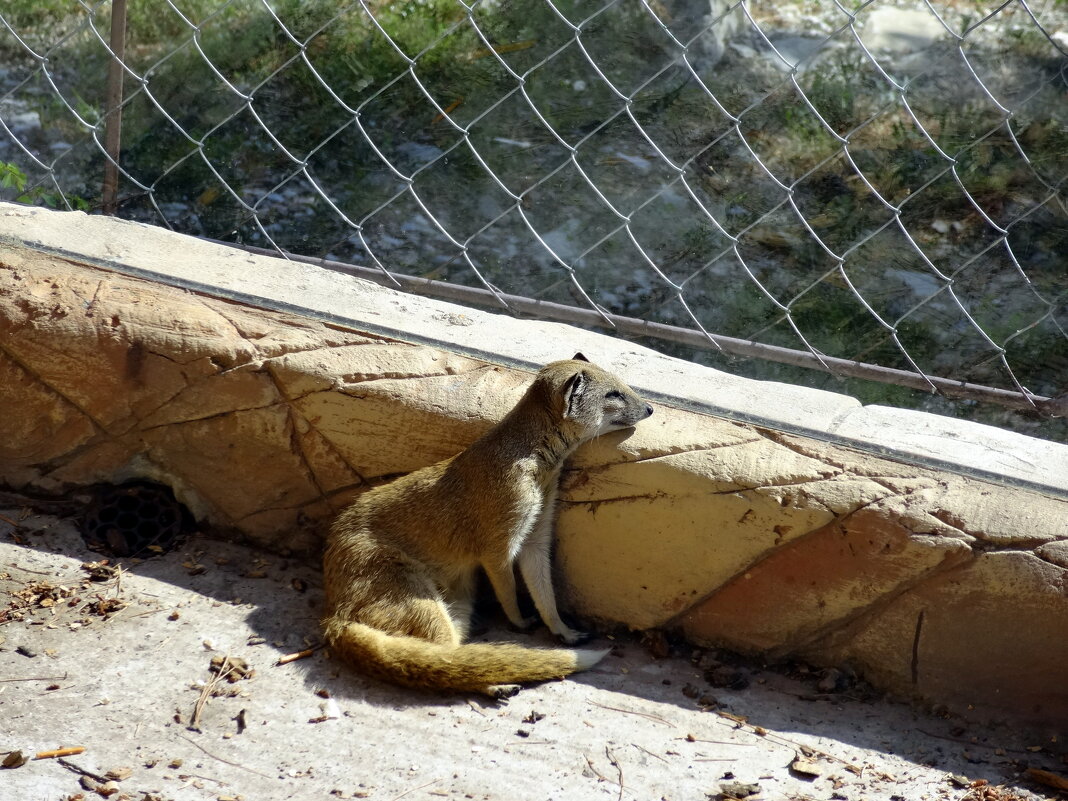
left=2, top=239, right=1065, bottom=730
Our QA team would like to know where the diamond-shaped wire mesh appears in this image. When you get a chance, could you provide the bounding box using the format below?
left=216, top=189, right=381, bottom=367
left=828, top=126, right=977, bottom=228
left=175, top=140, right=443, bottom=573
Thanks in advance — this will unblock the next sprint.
left=1, top=0, right=1065, bottom=440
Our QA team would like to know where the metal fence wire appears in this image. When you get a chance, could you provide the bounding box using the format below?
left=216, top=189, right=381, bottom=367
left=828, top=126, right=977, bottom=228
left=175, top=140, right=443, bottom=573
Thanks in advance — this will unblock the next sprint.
left=1, top=0, right=1066, bottom=438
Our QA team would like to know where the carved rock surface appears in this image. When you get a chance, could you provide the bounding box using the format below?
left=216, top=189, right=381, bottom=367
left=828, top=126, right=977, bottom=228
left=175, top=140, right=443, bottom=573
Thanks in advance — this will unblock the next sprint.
left=1, top=242, right=1066, bottom=729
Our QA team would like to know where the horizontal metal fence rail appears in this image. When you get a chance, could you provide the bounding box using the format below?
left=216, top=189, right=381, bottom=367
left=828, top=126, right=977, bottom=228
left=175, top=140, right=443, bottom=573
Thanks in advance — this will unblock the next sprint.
left=230, top=239, right=1066, bottom=416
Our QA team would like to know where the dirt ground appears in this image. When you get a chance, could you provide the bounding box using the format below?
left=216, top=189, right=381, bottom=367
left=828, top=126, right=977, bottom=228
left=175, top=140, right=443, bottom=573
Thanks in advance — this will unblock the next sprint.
left=1, top=499, right=1064, bottom=801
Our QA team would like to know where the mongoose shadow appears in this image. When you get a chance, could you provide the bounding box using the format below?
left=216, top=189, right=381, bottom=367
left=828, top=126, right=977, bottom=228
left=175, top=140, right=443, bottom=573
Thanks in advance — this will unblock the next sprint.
left=263, top=588, right=620, bottom=713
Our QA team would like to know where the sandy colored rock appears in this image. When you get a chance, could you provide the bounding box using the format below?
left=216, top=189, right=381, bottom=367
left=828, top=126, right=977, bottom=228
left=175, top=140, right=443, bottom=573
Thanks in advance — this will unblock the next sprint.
left=813, top=551, right=1068, bottom=723
left=0, top=253, right=252, bottom=435
left=679, top=511, right=973, bottom=654
left=139, top=365, right=280, bottom=429
left=1037, top=540, right=1068, bottom=569
left=291, top=417, right=365, bottom=496
left=557, top=427, right=842, bottom=628
left=197, top=294, right=373, bottom=358
left=141, top=404, right=321, bottom=524
left=0, top=349, right=96, bottom=473
left=291, top=365, right=522, bottom=479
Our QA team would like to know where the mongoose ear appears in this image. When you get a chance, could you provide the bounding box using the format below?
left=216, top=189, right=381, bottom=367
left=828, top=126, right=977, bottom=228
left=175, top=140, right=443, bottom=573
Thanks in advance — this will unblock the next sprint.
left=562, top=369, right=588, bottom=420
left=572, top=352, right=590, bottom=362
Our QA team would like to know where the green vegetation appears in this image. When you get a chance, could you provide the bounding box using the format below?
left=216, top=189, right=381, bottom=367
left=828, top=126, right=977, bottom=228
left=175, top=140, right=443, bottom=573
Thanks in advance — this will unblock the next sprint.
left=0, top=0, right=1064, bottom=439
left=0, top=160, right=88, bottom=209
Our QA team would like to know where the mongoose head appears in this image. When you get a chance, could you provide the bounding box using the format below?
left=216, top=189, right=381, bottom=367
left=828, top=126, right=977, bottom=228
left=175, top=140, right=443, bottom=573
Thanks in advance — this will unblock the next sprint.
left=540, top=353, right=654, bottom=438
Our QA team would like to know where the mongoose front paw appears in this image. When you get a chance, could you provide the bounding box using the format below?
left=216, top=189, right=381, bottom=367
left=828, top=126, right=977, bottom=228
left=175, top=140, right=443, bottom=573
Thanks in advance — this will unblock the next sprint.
left=556, top=628, right=592, bottom=646
left=508, top=615, right=539, bottom=632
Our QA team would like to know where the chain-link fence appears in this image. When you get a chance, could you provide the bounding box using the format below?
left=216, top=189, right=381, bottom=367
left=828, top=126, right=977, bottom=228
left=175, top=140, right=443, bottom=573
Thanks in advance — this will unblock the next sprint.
left=1, top=0, right=1066, bottom=440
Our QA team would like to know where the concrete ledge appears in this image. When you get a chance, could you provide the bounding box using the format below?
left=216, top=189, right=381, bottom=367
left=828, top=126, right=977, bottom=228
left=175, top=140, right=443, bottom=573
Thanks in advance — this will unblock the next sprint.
left=2, top=204, right=1063, bottom=498
left=1, top=203, right=1066, bottom=730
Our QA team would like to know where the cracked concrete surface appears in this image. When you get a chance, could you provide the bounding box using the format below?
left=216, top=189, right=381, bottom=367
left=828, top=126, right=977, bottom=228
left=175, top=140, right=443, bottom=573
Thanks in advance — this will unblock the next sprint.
left=2, top=509, right=1064, bottom=801
left=2, top=225, right=1067, bottom=729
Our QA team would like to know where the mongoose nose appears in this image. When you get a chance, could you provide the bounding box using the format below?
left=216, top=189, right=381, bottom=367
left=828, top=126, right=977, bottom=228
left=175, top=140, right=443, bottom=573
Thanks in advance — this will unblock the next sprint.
left=645, top=404, right=654, bottom=417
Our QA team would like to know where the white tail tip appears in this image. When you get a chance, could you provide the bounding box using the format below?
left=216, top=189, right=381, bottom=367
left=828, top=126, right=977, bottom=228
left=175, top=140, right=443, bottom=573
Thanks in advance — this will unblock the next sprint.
left=573, top=647, right=612, bottom=672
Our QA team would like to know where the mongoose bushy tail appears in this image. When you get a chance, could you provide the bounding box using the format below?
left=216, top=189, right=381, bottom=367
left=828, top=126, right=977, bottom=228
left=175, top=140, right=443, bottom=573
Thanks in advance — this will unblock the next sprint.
left=323, top=617, right=608, bottom=693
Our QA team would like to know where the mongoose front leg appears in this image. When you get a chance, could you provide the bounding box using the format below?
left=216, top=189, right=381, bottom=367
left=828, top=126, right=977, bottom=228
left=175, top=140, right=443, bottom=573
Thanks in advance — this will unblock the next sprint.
left=518, top=542, right=589, bottom=645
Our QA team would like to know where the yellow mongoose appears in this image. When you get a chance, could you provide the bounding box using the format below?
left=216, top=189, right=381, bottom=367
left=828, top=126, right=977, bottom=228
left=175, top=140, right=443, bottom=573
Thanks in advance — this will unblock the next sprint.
left=322, top=355, right=653, bottom=697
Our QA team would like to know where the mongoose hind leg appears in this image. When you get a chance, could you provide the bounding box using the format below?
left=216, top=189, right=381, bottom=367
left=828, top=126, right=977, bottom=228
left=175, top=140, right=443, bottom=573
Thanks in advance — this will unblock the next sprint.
left=485, top=683, right=521, bottom=700
left=441, top=566, right=478, bottom=641
left=384, top=597, right=460, bottom=645
left=353, top=572, right=461, bottom=646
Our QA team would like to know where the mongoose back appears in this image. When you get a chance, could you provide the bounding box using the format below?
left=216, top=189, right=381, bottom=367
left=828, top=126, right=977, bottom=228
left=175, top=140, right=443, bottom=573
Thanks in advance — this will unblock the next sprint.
left=322, top=355, right=653, bottom=697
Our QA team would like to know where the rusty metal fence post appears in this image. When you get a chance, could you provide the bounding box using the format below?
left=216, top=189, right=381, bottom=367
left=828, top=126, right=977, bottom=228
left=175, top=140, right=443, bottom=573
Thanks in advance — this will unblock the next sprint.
left=101, top=0, right=127, bottom=215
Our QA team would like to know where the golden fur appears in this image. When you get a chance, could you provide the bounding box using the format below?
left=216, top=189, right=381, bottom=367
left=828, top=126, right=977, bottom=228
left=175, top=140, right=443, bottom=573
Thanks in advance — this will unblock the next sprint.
left=321, top=356, right=653, bottom=697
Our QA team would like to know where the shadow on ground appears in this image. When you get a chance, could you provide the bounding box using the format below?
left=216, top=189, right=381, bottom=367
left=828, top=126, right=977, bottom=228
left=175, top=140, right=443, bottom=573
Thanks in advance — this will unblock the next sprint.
left=2, top=494, right=1063, bottom=801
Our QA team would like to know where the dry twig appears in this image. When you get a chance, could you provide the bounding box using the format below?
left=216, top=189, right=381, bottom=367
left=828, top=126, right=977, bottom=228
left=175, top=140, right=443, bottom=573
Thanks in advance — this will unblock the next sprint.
left=606, top=746, right=624, bottom=801
left=589, top=701, right=674, bottom=728
left=388, top=778, right=442, bottom=801
left=56, top=758, right=108, bottom=783
left=176, top=733, right=272, bottom=779
left=466, top=699, right=487, bottom=717
left=191, top=655, right=231, bottom=730
left=276, top=648, right=316, bottom=665
left=34, top=747, right=85, bottom=760
left=0, top=673, right=68, bottom=683
left=584, top=753, right=608, bottom=782
left=631, top=743, right=668, bottom=764
left=678, top=736, right=756, bottom=747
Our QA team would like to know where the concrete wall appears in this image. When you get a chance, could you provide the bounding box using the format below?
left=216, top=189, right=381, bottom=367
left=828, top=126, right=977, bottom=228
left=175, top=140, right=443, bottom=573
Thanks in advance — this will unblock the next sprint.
left=1, top=203, right=1065, bottom=730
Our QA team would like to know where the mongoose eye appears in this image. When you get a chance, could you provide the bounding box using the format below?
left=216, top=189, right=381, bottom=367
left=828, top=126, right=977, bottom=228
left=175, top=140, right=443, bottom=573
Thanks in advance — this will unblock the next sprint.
left=605, top=390, right=624, bottom=400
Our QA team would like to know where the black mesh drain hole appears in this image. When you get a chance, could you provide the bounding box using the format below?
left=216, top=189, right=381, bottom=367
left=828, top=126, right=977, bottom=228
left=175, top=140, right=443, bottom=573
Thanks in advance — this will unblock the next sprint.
left=81, top=482, right=191, bottom=558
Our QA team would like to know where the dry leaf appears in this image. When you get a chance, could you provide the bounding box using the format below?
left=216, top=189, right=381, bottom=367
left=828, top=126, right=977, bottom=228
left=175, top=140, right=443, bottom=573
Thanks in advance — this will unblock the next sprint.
left=790, top=756, right=823, bottom=778
left=209, top=655, right=251, bottom=682
left=1025, top=768, right=1068, bottom=791
left=2, top=750, right=28, bottom=769
left=718, top=780, right=760, bottom=799
left=309, top=698, right=341, bottom=723
left=81, top=562, right=116, bottom=582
